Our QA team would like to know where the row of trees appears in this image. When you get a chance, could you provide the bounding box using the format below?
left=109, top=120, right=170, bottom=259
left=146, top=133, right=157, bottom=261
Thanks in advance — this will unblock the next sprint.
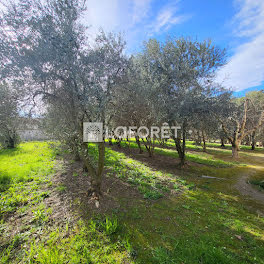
left=0, top=0, right=263, bottom=198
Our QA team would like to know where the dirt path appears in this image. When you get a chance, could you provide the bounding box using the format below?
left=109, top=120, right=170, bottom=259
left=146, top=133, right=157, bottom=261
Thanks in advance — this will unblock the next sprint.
left=235, top=170, right=264, bottom=204
left=110, top=144, right=264, bottom=205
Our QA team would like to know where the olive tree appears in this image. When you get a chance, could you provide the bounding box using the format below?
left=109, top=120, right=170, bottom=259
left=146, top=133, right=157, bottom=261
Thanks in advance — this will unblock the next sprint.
left=221, top=97, right=264, bottom=158
left=190, top=87, right=231, bottom=152
left=110, top=56, right=162, bottom=156
left=140, top=38, right=226, bottom=167
left=0, top=0, right=127, bottom=201
left=0, top=83, right=20, bottom=148
left=244, top=91, right=264, bottom=150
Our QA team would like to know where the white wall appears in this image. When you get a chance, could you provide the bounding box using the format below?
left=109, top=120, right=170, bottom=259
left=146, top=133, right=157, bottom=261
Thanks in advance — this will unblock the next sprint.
left=17, top=129, right=50, bottom=141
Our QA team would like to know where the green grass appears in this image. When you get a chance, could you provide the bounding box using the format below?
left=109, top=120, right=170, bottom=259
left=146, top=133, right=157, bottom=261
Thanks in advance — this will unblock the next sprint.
left=56, top=184, right=67, bottom=192
left=0, top=142, right=56, bottom=217
left=153, top=239, right=240, bottom=264
left=155, top=146, right=240, bottom=167
left=0, top=142, right=133, bottom=263
left=118, top=188, right=264, bottom=263
left=1, top=141, right=264, bottom=263
left=22, top=217, right=132, bottom=264
left=167, top=139, right=263, bottom=152
left=104, top=140, right=264, bottom=263
left=110, top=139, right=240, bottom=167
left=117, top=137, right=264, bottom=155
left=0, top=142, right=55, bottom=191
left=88, top=143, right=187, bottom=199
left=250, top=179, right=264, bottom=190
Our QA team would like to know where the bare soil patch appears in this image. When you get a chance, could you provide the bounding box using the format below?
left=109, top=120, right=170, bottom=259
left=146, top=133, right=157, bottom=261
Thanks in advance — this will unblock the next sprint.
left=235, top=171, right=264, bottom=204
left=56, top=158, right=145, bottom=216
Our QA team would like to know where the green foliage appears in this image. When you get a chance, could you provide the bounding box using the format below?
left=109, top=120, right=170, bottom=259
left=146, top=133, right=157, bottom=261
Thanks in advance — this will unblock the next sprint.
left=32, top=203, right=51, bottom=225
left=250, top=179, right=264, bottom=189
left=72, top=172, right=78, bottom=177
left=0, top=173, right=11, bottom=192
left=100, top=216, right=119, bottom=235
left=23, top=219, right=131, bottom=264
left=56, top=184, right=66, bottom=193
left=138, top=186, right=163, bottom=199
left=0, top=84, right=20, bottom=149
left=153, top=239, right=240, bottom=264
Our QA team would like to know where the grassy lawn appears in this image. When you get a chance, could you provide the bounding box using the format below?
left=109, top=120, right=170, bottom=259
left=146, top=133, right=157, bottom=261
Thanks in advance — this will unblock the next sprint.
left=1, top=141, right=264, bottom=263
left=92, top=143, right=264, bottom=263
left=110, top=139, right=242, bottom=167
left=0, top=142, right=132, bottom=263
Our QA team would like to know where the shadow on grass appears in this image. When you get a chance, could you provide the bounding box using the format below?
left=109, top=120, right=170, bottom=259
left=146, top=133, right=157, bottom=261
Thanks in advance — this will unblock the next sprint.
left=55, top=142, right=264, bottom=264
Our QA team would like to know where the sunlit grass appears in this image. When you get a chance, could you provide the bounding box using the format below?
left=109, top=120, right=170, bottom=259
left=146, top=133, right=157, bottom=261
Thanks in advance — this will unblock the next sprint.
left=0, top=142, right=133, bottom=263
left=104, top=139, right=264, bottom=263
left=109, top=139, right=240, bottom=167
left=1, top=141, right=264, bottom=263
left=88, top=143, right=187, bottom=199
left=0, top=142, right=56, bottom=190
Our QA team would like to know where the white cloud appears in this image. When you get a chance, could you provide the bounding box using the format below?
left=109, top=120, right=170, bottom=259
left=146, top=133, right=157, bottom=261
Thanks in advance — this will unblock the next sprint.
left=83, top=0, right=152, bottom=34
left=217, top=0, right=264, bottom=91
left=82, top=0, right=190, bottom=51
left=148, top=3, right=190, bottom=34
left=233, top=0, right=264, bottom=37
left=131, top=0, right=152, bottom=25
left=83, top=0, right=120, bottom=34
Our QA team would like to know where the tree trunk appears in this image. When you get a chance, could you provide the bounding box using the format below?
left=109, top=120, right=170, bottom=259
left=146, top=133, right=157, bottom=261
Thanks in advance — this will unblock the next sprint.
left=116, top=138, right=122, bottom=148
left=159, top=139, right=165, bottom=147
left=92, top=142, right=105, bottom=194
left=135, top=135, right=143, bottom=154
left=8, top=137, right=15, bottom=148
left=251, top=131, right=256, bottom=150
left=72, top=144, right=81, bottom=161
left=126, top=136, right=130, bottom=148
left=174, top=120, right=186, bottom=168
left=81, top=142, right=105, bottom=198
left=6, top=130, right=16, bottom=148
left=202, top=130, right=206, bottom=152
left=244, top=135, right=250, bottom=146
left=231, top=141, right=239, bottom=158
left=220, top=137, right=225, bottom=148
left=74, top=151, right=81, bottom=161
left=195, top=131, right=201, bottom=145
left=142, top=138, right=154, bottom=157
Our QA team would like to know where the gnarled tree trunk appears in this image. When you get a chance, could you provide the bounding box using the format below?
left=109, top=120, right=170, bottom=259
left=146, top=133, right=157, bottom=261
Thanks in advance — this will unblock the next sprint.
left=81, top=142, right=105, bottom=198
left=195, top=130, right=201, bottom=145
left=231, top=141, right=239, bottom=159
left=173, top=119, right=187, bottom=168
left=135, top=135, right=143, bottom=154
left=251, top=131, right=256, bottom=150
left=202, top=130, right=206, bottom=152
left=142, top=137, right=154, bottom=157
left=220, top=137, right=226, bottom=148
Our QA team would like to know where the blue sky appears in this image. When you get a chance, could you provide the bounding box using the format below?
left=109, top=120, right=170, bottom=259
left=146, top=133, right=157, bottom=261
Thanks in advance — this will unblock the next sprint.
left=83, top=0, right=264, bottom=96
